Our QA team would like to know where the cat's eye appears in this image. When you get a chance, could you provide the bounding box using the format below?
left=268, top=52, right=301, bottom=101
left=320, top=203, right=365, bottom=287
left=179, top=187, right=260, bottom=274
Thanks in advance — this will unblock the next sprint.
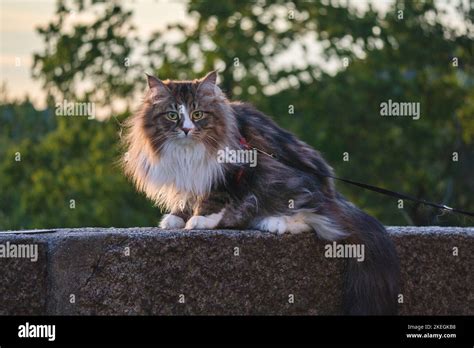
left=192, top=110, right=204, bottom=120
left=166, top=111, right=179, bottom=121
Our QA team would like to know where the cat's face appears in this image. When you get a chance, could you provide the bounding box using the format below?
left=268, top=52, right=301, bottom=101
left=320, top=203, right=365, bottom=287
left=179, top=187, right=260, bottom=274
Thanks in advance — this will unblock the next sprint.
left=142, top=71, right=231, bottom=154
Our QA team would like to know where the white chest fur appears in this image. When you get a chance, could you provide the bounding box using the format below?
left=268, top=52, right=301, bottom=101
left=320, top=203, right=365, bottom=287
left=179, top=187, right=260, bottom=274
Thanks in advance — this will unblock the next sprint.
left=138, top=140, right=225, bottom=210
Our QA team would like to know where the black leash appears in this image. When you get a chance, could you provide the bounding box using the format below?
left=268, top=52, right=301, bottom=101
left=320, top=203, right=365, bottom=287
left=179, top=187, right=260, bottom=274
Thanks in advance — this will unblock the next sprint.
left=326, top=174, right=474, bottom=218
left=246, top=141, right=474, bottom=218
left=243, top=138, right=474, bottom=218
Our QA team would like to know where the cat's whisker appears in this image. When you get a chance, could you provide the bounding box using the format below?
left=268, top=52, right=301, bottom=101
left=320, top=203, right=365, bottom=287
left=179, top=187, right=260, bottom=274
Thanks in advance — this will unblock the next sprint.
left=204, top=134, right=219, bottom=147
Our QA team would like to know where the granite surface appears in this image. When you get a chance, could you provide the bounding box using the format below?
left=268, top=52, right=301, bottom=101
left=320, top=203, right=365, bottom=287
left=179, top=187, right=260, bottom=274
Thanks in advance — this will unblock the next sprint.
left=0, top=226, right=472, bottom=315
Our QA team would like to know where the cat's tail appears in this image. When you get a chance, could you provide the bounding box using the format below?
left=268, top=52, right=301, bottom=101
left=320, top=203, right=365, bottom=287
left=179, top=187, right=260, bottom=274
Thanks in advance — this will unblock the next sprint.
left=304, top=201, right=400, bottom=315
left=340, top=202, right=400, bottom=315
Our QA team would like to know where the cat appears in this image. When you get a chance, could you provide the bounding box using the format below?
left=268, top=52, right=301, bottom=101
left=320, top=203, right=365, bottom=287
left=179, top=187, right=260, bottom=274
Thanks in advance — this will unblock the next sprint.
left=122, top=71, right=400, bottom=315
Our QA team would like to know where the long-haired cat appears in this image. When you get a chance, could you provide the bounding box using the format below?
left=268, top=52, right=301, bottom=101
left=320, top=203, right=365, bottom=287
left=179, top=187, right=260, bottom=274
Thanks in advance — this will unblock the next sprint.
left=122, top=71, right=400, bottom=315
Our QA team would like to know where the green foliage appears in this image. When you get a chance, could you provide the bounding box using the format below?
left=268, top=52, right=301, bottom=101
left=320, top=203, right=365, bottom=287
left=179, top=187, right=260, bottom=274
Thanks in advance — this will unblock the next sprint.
left=1, top=0, right=473, bottom=228
left=148, top=0, right=473, bottom=225
left=0, top=103, right=156, bottom=229
left=32, top=0, right=141, bottom=108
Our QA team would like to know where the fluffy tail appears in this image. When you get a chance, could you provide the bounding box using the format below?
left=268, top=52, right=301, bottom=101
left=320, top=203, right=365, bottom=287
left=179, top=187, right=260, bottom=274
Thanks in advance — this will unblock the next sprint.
left=338, top=203, right=400, bottom=315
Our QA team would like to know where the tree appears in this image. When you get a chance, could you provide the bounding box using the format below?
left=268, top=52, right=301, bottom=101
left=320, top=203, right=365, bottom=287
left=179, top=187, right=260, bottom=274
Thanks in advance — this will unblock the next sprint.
left=2, top=0, right=472, bottom=229
left=146, top=0, right=473, bottom=225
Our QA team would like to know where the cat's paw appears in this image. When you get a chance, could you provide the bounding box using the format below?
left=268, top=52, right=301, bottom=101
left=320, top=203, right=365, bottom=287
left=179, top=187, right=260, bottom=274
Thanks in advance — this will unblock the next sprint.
left=285, top=214, right=312, bottom=234
left=159, top=214, right=185, bottom=229
left=185, top=211, right=223, bottom=230
left=255, top=216, right=288, bottom=234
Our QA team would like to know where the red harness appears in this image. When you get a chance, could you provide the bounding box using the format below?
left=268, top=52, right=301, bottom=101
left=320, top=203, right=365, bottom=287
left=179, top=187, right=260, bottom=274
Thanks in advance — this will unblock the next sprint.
left=239, top=137, right=251, bottom=150
left=235, top=137, right=251, bottom=184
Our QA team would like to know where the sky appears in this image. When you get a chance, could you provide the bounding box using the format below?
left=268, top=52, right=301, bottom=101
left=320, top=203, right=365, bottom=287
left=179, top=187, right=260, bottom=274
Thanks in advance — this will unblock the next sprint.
left=0, top=0, right=468, bottom=110
left=0, top=0, right=188, bottom=108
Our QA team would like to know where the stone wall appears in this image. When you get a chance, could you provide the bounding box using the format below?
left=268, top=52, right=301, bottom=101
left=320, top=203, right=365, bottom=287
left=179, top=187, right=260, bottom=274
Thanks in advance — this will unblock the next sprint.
left=0, top=227, right=472, bottom=315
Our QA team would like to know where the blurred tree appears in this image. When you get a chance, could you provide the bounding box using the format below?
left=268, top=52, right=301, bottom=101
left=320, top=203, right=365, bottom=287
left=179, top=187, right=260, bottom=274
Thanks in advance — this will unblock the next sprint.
left=0, top=104, right=156, bottom=229
left=147, top=0, right=474, bottom=225
left=1, top=0, right=472, bottom=229
left=1, top=0, right=155, bottom=229
left=32, top=0, right=142, bottom=114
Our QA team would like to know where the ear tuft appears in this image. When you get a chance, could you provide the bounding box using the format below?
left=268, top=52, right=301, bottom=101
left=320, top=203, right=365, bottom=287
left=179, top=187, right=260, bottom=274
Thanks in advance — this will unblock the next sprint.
left=201, top=70, right=218, bottom=85
left=145, top=73, right=170, bottom=101
left=146, top=73, right=161, bottom=89
left=197, top=70, right=219, bottom=94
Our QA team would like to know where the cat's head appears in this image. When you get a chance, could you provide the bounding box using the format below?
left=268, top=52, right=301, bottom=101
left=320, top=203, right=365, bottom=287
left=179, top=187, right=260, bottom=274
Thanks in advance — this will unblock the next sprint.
left=122, top=71, right=239, bottom=202
left=139, top=71, right=237, bottom=154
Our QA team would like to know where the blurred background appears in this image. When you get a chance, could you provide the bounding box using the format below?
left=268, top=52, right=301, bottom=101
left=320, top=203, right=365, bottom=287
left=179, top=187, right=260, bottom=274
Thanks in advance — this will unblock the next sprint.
left=0, top=0, right=472, bottom=230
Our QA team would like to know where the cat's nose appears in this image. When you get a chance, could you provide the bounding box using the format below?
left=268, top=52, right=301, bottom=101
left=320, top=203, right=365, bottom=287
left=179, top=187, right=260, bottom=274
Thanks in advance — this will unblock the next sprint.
left=182, top=127, right=192, bottom=135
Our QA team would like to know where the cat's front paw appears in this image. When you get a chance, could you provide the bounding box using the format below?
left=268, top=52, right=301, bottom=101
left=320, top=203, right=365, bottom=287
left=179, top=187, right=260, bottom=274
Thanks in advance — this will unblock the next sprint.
left=185, top=212, right=223, bottom=230
left=255, top=216, right=288, bottom=234
left=159, top=214, right=185, bottom=229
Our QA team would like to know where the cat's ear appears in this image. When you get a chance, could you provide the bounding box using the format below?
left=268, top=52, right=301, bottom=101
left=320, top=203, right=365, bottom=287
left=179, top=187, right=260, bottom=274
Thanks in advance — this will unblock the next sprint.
left=197, top=70, right=219, bottom=94
left=146, top=73, right=170, bottom=102
left=201, top=70, right=218, bottom=85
